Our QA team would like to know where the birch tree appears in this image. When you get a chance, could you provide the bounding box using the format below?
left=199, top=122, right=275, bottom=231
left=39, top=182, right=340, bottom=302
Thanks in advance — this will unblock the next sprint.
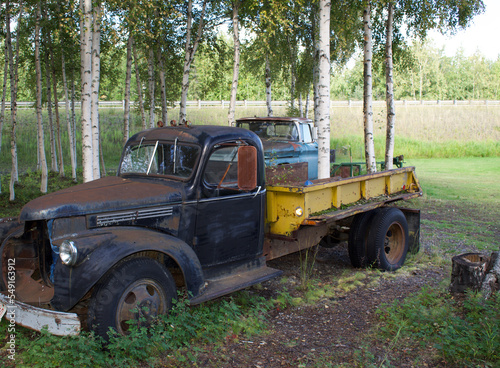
left=227, top=0, right=241, bottom=126
left=363, top=2, right=376, bottom=174
left=123, top=35, right=133, bottom=145
left=179, top=0, right=208, bottom=123
left=316, top=0, right=330, bottom=179
left=35, top=1, right=48, bottom=193
left=81, top=0, right=94, bottom=183
left=6, top=0, right=21, bottom=200
left=384, top=1, right=395, bottom=170
left=147, top=47, right=155, bottom=128
left=62, top=52, right=77, bottom=181
left=132, top=37, right=147, bottom=130
left=91, top=3, right=101, bottom=179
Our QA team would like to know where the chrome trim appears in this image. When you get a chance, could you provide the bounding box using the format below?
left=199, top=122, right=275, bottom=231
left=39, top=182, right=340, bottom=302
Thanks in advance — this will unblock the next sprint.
left=198, top=189, right=266, bottom=204
left=96, top=206, right=173, bottom=226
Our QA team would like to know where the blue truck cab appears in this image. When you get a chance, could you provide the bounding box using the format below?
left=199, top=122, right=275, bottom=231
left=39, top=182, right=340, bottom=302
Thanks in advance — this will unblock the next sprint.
left=236, top=117, right=318, bottom=180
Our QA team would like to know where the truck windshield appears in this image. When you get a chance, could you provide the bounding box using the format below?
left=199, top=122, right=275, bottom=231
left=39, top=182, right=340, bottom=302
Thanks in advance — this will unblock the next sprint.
left=238, top=121, right=298, bottom=141
left=119, top=141, right=200, bottom=179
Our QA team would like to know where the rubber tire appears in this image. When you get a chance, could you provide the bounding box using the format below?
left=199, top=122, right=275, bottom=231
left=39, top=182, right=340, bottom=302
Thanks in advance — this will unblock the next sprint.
left=88, top=257, right=176, bottom=340
left=366, top=207, right=409, bottom=271
left=348, top=209, right=380, bottom=268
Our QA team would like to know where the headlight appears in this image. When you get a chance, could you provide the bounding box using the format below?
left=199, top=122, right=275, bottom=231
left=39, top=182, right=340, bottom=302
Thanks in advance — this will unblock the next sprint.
left=59, top=240, right=78, bottom=266
left=295, top=207, right=303, bottom=217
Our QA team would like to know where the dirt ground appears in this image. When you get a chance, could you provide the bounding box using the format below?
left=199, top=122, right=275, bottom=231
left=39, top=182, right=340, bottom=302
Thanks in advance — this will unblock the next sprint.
left=182, top=200, right=499, bottom=367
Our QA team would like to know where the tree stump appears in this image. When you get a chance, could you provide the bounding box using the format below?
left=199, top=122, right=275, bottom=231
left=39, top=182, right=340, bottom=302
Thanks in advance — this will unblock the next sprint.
left=482, top=252, right=500, bottom=298
left=449, top=253, right=488, bottom=293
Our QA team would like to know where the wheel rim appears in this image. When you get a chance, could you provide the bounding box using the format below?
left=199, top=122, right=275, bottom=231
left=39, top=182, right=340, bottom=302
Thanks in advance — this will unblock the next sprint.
left=116, top=279, right=168, bottom=334
left=384, top=222, right=405, bottom=264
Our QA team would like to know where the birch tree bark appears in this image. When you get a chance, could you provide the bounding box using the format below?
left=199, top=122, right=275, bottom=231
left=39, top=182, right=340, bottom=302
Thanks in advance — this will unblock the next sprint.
left=132, top=37, right=147, bottom=130
left=147, top=47, right=155, bottom=128
left=6, top=0, right=20, bottom=200
left=62, top=53, right=77, bottom=181
left=363, top=2, right=376, bottom=174
left=227, top=0, right=241, bottom=126
left=35, top=1, right=48, bottom=193
left=51, top=49, right=64, bottom=177
left=91, top=3, right=101, bottom=179
left=0, top=34, right=7, bottom=164
left=384, top=1, right=395, bottom=170
left=44, top=46, right=58, bottom=172
left=179, top=0, right=207, bottom=123
left=123, top=35, right=133, bottom=145
left=81, top=0, right=94, bottom=183
left=157, top=47, right=168, bottom=126
left=265, top=54, right=273, bottom=117
left=0, top=28, right=7, bottom=194
left=316, top=0, right=331, bottom=180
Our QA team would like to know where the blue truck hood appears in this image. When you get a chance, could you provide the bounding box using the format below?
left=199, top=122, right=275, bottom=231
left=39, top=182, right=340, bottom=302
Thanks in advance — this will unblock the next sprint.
left=19, top=176, right=184, bottom=221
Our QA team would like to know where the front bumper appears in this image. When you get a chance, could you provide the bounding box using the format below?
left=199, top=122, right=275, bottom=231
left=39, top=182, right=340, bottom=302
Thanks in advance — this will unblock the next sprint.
left=0, top=293, right=80, bottom=336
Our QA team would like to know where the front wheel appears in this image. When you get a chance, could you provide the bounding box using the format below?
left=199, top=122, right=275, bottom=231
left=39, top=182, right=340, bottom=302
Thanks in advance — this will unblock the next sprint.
left=88, top=257, right=176, bottom=339
left=366, top=208, right=409, bottom=271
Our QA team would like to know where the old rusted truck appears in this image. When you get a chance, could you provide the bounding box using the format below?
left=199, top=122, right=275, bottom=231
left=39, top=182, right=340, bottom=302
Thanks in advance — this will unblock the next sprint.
left=0, top=125, right=421, bottom=338
left=235, top=116, right=319, bottom=179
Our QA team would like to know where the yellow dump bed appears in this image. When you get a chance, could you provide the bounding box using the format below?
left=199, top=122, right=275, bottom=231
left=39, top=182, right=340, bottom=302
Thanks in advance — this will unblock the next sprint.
left=266, top=166, right=422, bottom=237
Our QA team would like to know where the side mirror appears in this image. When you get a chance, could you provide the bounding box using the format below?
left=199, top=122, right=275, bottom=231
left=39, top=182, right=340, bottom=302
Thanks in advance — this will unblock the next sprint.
left=237, top=145, right=257, bottom=190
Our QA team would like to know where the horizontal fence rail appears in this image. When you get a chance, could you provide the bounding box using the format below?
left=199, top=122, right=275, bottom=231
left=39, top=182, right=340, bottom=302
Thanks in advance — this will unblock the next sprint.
left=5, top=99, right=500, bottom=109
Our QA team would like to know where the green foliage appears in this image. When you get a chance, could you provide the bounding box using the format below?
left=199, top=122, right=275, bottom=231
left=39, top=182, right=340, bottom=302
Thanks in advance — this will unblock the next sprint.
left=376, top=287, right=500, bottom=366
left=0, top=291, right=273, bottom=367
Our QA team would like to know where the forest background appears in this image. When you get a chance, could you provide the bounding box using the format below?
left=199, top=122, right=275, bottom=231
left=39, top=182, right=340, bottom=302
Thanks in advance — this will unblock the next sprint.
left=0, top=0, right=499, bottom=199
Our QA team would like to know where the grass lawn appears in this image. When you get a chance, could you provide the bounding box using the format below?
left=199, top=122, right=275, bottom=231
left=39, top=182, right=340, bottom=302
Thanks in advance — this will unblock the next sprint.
left=406, top=157, right=500, bottom=204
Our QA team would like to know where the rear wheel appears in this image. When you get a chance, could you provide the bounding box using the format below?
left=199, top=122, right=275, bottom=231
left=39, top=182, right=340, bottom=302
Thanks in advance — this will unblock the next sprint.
left=348, top=209, right=380, bottom=268
left=366, top=208, right=409, bottom=271
left=88, top=257, right=176, bottom=340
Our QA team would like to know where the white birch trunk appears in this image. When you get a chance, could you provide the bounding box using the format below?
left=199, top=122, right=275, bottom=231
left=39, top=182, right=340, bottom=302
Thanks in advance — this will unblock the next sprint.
left=265, top=55, right=273, bottom=117
left=91, top=4, right=101, bottom=179
left=316, top=0, right=331, bottom=180
left=51, top=49, right=64, bottom=177
left=228, top=0, right=241, bottom=126
left=147, top=47, right=155, bottom=128
left=6, top=0, right=18, bottom=200
left=0, top=37, right=6, bottom=195
left=0, top=34, right=7, bottom=159
left=41, top=6, right=57, bottom=173
left=35, top=2, right=48, bottom=193
left=62, top=53, right=77, bottom=181
left=179, top=0, right=207, bottom=123
left=123, top=35, right=133, bottom=145
left=384, top=2, right=395, bottom=170
left=312, top=6, right=320, bottom=125
left=363, top=3, right=376, bottom=174
left=157, top=47, right=168, bottom=126
left=71, top=77, right=77, bottom=176
left=132, top=36, right=147, bottom=130
left=81, top=0, right=94, bottom=183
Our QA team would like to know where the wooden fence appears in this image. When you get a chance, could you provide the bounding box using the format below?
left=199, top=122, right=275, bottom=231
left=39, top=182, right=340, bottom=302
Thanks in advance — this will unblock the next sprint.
left=6, top=99, right=500, bottom=109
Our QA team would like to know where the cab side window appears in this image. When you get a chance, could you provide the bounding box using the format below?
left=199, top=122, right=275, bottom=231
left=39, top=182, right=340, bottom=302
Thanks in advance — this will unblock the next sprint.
left=203, top=145, right=239, bottom=194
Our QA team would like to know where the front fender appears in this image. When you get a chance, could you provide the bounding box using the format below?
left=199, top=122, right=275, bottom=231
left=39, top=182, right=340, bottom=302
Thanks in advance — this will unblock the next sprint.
left=51, top=227, right=205, bottom=311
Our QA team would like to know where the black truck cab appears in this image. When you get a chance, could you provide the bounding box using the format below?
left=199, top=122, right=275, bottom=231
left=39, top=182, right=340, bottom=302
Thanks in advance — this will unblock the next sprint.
left=0, top=125, right=281, bottom=338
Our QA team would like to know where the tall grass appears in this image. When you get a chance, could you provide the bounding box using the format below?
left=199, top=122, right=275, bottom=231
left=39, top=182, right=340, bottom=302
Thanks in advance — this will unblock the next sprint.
left=1, top=105, right=498, bottom=173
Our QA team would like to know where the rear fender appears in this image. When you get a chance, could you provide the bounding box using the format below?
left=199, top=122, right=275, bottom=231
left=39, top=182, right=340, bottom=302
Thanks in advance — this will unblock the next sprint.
left=51, top=227, right=205, bottom=311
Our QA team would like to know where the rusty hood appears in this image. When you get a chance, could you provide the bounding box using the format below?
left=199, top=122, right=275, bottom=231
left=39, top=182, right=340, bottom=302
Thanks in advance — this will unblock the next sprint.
left=261, top=140, right=299, bottom=159
left=19, top=176, right=184, bottom=222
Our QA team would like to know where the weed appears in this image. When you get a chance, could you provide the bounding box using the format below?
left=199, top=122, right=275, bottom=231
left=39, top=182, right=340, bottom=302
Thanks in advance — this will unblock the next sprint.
left=375, top=287, right=500, bottom=367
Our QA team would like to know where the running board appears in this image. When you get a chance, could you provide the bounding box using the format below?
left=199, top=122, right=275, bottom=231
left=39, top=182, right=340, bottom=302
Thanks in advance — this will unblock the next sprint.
left=189, top=266, right=282, bottom=305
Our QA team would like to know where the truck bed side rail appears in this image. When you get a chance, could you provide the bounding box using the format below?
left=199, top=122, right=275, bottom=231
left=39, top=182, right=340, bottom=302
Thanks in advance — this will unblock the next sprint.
left=266, top=166, right=422, bottom=236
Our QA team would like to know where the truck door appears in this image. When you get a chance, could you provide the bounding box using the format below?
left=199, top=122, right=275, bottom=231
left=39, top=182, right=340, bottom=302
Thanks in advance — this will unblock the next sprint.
left=194, top=143, right=264, bottom=266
